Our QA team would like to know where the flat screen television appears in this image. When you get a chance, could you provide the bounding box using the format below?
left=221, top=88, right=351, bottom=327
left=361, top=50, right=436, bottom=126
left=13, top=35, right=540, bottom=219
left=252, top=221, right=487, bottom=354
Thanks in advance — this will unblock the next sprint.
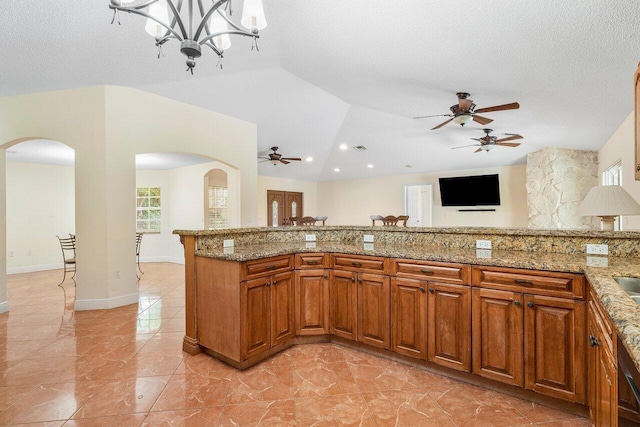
left=439, top=174, right=500, bottom=207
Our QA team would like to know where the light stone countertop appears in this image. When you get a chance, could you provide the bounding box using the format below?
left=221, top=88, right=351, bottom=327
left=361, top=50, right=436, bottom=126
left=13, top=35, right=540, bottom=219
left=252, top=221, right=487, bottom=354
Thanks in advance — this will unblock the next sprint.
left=195, top=241, right=640, bottom=372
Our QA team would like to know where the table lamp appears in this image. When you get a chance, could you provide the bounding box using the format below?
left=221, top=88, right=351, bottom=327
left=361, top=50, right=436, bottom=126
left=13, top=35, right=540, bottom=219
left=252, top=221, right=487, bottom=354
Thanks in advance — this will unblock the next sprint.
left=577, top=185, right=640, bottom=231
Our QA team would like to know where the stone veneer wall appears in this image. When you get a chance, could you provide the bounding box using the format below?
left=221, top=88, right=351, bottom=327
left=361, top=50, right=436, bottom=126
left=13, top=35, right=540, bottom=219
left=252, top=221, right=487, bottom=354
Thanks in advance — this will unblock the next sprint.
left=526, top=147, right=598, bottom=229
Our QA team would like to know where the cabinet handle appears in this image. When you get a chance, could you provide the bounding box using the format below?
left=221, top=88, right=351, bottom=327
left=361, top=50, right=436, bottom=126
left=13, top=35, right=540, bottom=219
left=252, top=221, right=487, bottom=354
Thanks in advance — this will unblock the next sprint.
left=514, top=279, right=533, bottom=285
left=589, top=335, right=599, bottom=347
left=527, top=301, right=534, bottom=308
left=351, top=262, right=362, bottom=267
left=419, top=287, right=425, bottom=293
left=272, top=280, right=277, bottom=285
left=514, top=300, right=521, bottom=306
left=428, top=288, right=435, bottom=294
left=358, top=278, right=363, bottom=283
left=267, top=281, right=271, bottom=287
left=420, top=268, right=434, bottom=275
left=323, top=275, right=328, bottom=279
left=307, top=260, right=319, bottom=265
left=265, top=265, right=276, bottom=270
left=351, top=277, right=356, bottom=282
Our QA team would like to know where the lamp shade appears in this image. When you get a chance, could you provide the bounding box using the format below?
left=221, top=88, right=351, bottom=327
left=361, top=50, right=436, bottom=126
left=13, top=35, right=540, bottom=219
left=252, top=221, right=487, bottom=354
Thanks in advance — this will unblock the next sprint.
left=145, top=2, right=170, bottom=40
left=241, top=0, right=267, bottom=31
left=210, top=10, right=231, bottom=50
left=577, top=185, right=640, bottom=217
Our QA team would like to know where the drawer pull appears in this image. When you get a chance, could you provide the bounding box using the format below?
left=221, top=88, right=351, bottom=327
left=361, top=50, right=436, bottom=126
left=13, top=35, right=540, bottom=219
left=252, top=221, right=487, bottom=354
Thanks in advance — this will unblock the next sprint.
left=265, top=265, right=276, bottom=270
left=358, top=278, right=363, bottom=283
left=323, top=275, right=328, bottom=279
left=351, top=262, right=362, bottom=267
left=306, top=260, right=319, bottom=265
left=419, top=287, right=425, bottom=293
left=351, top=277, right=356, bottom=282
left=420, top=268, right=434, bottom=275
left=514, top=279, right=533, bottom=285
left=267, top=281, right=271, bottom=287
left=272, top=280, right=277, bottom=285
left=589, top=335, right=599, bottom=347
left=514, top=300, right=521, bottom=307
left=527, top=302, right=534, bottom=308
left=428, top=288, right=435, bottom=294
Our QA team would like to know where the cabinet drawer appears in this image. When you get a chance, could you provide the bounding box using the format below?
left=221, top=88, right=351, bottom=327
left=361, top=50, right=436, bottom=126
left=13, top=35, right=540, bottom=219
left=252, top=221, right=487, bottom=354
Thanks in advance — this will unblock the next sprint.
left=331, top=254, right=388, bottom=274
left=242, top=255, right=293, bottom=279
left=392, top=259, right=470, bottom=284
left=472, top=266, right=584, bottom=299
left=295, top=253, right=329, bottom=269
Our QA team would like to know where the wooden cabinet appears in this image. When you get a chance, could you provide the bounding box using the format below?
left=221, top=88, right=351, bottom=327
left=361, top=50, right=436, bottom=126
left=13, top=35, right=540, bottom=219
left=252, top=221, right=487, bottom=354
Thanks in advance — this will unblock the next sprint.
left=295, top=266, right=330, bottom=336
left=331, top=255, right=390, bottom=349
left=242, top=270, right=294, bottom=360
left=427, top=282, right=471, bottom=372
left=391, top=277, right=427, bottom=359
left=471, top=266, right=586, bottom=405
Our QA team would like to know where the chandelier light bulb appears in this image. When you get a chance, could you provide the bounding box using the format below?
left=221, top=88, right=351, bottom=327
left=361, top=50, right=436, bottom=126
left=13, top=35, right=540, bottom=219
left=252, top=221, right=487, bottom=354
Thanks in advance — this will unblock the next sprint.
left=144, top=2, right=170, bottom=40
left=210, top=10, right=232, bottom=50
left=241, top=0, right=267, bottom=32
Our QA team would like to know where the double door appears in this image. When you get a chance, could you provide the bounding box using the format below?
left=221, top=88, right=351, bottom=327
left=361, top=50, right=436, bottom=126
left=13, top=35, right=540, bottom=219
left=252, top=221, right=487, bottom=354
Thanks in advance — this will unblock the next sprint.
left=472, top=288, right=586, bottom=404
left=391, top=278, right=471, bottom=372
left=242, top=271, right=294, bottom=360
left=266, top=190, right=303, bottom=227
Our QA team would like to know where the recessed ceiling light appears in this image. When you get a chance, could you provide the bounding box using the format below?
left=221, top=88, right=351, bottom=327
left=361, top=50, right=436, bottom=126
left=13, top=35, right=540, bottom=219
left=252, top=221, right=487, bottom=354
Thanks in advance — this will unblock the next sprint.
left=306, top=157, right=313, bottom=162
left=334, top=168, right=340, bottom=172
left=339, top=144, right=348, bottom=150
left=367, top=164, right=373, bottom=168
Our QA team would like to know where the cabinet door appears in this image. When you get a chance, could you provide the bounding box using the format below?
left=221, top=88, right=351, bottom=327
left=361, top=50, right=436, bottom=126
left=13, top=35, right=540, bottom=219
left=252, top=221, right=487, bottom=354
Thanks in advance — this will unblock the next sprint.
left=524, top=294, right=586, bottom=404
left=357, top=273, right=390, bottom=349
left=295, top=269, right=330, bottom=335
left=330, top=270, right=357, bottom=341
left=391, top=277, right=427, bottom=359
left=427, top=282, right=471, bottom=372
left=270, top=271, right=295, bottom=347
left=588, top=303, right=618, bottom=427
left=471, top=288, right=524, bottom=386
left=242, top=276, right=271, bottom=360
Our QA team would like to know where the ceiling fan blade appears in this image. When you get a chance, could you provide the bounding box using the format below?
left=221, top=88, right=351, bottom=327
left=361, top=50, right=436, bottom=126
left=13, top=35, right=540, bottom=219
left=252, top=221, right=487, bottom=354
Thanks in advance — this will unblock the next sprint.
left=459, top=98, right=473, bottom=111
left=496, top=142, right=521, bottom=147
left=472, top=115, right=494, bottom=125
left=471, top=138, right=487, bottom=142
left=495, top=134, right=523, bottom=143
left=431, top=117, right=454, bottom=130
left=475, top=102, right=520, bottom=114
left=474, top=147, right=483, bottom=153
left=258, top=159, right=272, bottom=163
left=281, top=157, right=302, bottom=161
left=413, top=113, right=451, bottom=119
left=280, top=159, right=290, bottom=165
left=452, top=144, right=480, bottom=150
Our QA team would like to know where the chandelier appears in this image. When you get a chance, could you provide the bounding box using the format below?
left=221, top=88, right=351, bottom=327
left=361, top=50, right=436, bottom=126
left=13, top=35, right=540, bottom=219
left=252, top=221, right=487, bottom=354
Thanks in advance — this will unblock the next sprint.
left=109, top=0, right=266, bottom=73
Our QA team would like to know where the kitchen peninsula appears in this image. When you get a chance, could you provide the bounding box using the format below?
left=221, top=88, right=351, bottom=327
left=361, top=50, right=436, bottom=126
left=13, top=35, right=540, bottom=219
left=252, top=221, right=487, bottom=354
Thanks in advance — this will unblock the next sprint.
left=175, top=226, right=640, bottom=420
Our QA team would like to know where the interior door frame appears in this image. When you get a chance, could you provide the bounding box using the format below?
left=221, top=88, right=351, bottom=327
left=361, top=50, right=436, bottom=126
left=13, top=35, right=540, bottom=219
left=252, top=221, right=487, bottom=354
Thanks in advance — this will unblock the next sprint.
left=403, top=183, right=434, bottom=227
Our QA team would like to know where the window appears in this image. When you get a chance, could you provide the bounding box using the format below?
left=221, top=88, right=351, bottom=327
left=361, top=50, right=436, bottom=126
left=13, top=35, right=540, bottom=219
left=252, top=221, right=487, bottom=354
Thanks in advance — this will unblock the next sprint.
left=602, top=160, right=623, bottom=230
left=137, top=187, right=161, bottom=231
left=208, top=186, right=228, bottom=228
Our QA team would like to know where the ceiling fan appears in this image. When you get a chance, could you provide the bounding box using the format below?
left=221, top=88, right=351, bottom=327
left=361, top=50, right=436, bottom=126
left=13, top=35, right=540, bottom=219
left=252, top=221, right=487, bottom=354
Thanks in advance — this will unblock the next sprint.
left=452, top=128, right=523, bottom=153
left=414, top=92, right=520, bottom=130
left=258, top=147, right=302, bottom=165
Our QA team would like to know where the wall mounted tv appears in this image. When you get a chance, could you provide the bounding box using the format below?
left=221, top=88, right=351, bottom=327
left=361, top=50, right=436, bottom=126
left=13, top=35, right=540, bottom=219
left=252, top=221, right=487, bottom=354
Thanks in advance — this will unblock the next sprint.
left=439, top=174, right=501, bottom=207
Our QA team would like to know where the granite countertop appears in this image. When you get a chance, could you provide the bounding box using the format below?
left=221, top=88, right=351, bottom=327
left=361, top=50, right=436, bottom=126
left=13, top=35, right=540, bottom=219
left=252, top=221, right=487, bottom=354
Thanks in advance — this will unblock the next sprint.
left=196, top=241, right=640, bottom=373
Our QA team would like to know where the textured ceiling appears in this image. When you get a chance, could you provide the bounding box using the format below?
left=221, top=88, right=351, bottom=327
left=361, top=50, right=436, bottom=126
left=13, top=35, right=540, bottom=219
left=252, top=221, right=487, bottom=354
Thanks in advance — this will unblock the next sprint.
left=1, top=1, right=639, bottom=179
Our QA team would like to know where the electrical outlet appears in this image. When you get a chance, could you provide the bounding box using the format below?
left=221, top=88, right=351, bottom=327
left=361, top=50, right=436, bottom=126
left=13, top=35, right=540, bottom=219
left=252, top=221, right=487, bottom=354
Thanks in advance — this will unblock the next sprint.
left=476, top=240, right=492, bottom=249
left=223, top=247, right=234, bottom=254
left=586, top=256, right=609, bottom=268
left=363, top=234, right=374, bottom=242
left=305, top=234, right=317, bottom=242
left=476, top=249, right=492, bottom=259
left=305, top=242, right=317, bottom=249
left=223, top=239, right=234, bottom=248
left=364, top=243, right=374, bottom=251
left=586, top=244, right=608, bottom=255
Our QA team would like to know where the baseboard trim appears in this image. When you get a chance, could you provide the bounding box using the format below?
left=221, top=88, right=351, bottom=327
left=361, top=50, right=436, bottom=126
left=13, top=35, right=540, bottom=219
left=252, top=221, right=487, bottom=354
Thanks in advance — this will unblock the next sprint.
left=140, top=256, right=185, bottom=265
left=7, top=263, right=62, bottom=275
left=74, top=292, right=139, bottom=311
left=0, top=300, right=9, bottom=314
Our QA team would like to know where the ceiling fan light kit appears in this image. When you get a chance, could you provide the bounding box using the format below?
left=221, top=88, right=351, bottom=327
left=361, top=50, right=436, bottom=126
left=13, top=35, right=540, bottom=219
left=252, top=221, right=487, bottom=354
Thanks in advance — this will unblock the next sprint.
left=258, top=147, right=302, bottom=166
left=108, top=0, right=267, bottom=73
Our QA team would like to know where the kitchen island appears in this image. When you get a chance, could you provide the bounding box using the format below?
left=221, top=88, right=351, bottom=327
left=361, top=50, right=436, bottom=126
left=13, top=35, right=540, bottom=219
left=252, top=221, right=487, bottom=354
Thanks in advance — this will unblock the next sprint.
left=174, top=226, right=640, bottom=421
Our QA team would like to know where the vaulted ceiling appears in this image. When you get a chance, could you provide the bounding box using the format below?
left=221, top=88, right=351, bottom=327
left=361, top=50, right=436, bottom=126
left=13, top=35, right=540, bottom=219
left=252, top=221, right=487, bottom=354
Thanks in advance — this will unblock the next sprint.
left=2, top=1, right=639, bottom=180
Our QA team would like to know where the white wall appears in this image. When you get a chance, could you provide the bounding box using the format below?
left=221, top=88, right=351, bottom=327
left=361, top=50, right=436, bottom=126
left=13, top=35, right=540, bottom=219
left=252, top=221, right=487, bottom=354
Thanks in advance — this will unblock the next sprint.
left=6, top=162, right=75, bottom=273
left=598, top=112, right=640, bottom=230
left=257, top=176, right=318, bottom=226
left=317, top=165, right=528, bottom=227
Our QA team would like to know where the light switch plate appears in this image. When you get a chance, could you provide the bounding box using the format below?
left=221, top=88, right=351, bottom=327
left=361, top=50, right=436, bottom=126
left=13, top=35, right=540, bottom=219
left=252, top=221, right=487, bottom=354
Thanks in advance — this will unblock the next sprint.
left=586, top=256, right=608, bottom=267
left=476, top=239, right=492, bottom=249
left=586, top=244, right=608, bottom=255
left=363, top=234, right=374, bottom=242
left=223, top=239, right=234, bottom=248
left=305, top=234, right=317, bottom=242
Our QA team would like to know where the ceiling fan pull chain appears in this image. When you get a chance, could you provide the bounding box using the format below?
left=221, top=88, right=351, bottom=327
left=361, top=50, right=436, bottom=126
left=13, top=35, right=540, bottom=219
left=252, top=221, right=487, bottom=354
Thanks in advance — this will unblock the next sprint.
left=252, top=36, right=260, bottom=52
left=157, top=44, right=164, bottom=59
left=110, top=8, right=121, bottom=25
left=216, top=55, right=223, bottom=69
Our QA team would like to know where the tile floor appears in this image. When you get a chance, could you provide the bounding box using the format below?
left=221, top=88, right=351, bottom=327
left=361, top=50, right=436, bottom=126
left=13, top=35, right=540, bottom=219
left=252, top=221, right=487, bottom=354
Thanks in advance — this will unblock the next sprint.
left=0, top=263, right=590, bottom=426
